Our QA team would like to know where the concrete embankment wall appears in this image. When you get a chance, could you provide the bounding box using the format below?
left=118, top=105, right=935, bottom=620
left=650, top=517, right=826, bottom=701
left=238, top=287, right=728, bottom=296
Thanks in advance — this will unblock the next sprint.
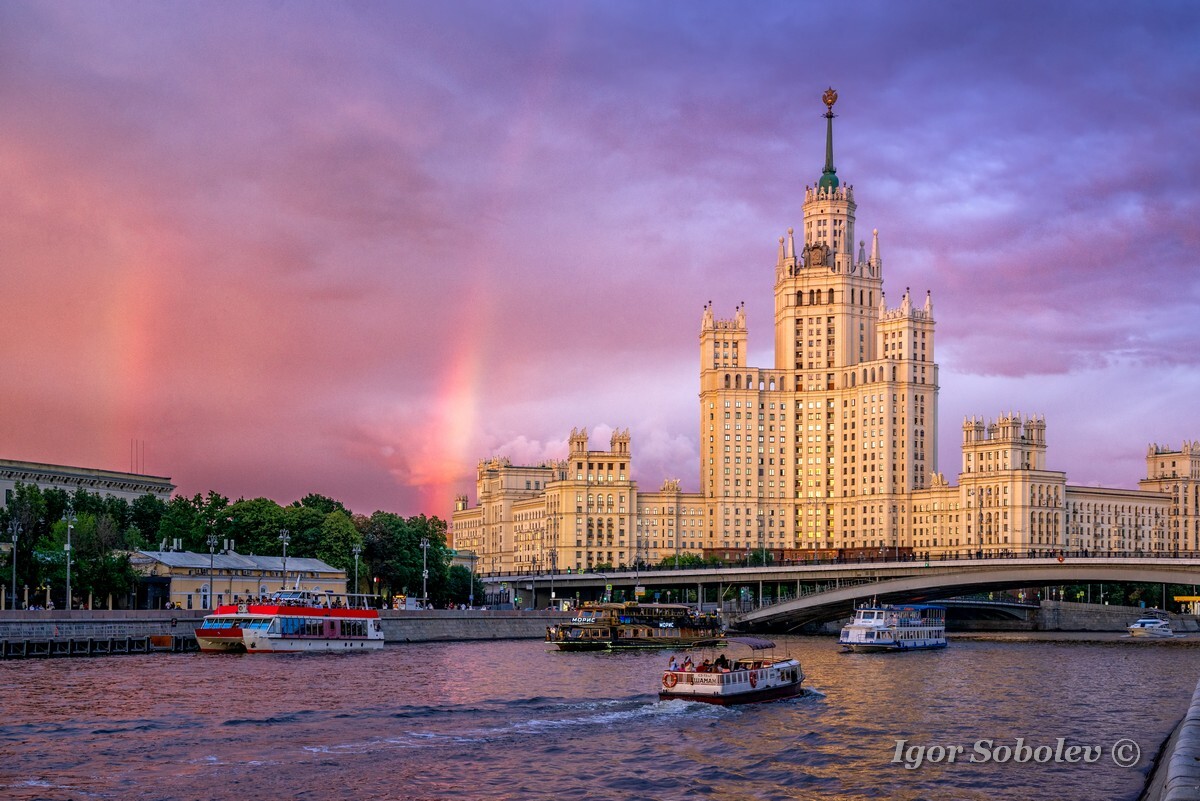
left=1038, top=601, right=1200, bottom=632
left=1141, top=677, right=1200, bottom=801
left=0, top=609, right=568, bottom=646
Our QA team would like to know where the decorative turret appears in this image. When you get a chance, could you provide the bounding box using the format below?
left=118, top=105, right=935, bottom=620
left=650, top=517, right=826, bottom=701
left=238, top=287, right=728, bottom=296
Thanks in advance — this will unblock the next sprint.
left=569, top=427, right=589, bottom=454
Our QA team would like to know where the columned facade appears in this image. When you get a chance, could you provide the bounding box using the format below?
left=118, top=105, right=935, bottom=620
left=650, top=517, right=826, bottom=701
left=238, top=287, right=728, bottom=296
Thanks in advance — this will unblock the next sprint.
left=450, top=90, right=1193, bottom=574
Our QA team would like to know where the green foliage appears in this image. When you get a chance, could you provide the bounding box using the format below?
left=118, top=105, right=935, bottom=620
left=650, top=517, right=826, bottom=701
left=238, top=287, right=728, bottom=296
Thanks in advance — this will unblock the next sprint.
left=1, top=479, right=453, bottom=610
left=445, top=564, right=484, bottom=606
left=294, top=494, right=351, bottom=518
left=227, top=497, right=286, bottom=555
left=314, top=511, right=362, bottom=589
left=130, top=494, right=167, bottom=544
left=359, top=512, right=448, bottom=601
left=656, top=552, right=708, bottom=569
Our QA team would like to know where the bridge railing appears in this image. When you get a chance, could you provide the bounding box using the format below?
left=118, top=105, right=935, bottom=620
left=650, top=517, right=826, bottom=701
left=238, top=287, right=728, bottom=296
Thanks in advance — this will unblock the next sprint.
left=479, top=547, right=1200, bottom=580
left=722, top=577, right=880, bottom=615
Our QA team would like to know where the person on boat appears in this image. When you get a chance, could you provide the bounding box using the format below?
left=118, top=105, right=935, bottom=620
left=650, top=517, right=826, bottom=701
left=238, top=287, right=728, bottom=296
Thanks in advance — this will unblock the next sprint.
left=668, top=656, right=679, bottom=671
left=682, top=657, right=695, bottom=672
left=699, top=658, right=713, bottom=672
left=715, top=654, right=730, bottom=671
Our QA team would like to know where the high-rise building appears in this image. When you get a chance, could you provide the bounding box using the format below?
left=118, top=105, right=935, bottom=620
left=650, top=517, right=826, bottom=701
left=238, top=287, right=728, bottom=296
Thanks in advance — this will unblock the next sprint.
left=451, top=90, right=1190, bottom=574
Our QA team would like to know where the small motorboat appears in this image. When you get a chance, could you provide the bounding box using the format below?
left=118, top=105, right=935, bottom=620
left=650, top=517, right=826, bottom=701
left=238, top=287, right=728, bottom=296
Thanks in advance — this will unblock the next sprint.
left=658, top=636, right=803, bottom=705
left=1127, top=616, right=1175, bottom=638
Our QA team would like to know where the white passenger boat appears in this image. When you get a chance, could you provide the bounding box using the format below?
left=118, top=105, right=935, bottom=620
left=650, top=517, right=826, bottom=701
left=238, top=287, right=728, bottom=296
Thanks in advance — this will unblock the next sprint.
left=194, top=590, right=384, bottom=653
left=1127, top=616, right=1175, bottom=638
left=658, top=636, right=804, bottom=705
left=839, top=604, right=947, bottom=652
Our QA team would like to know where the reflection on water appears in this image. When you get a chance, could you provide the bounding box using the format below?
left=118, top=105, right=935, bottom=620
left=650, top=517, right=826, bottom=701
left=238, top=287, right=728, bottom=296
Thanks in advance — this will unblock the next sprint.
left=1, top=635, right=1195, bottom=800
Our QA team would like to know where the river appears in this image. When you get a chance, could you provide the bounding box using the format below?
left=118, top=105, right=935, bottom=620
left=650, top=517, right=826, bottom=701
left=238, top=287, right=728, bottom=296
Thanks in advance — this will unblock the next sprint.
left=1, top=634, right=1194, bottom=800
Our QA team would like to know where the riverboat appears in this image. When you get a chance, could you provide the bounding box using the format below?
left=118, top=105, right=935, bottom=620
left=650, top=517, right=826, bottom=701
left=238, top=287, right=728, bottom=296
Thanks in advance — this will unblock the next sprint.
left=658, top=636, right=804, bottom=705
left=838, top=603, right=947, bottom=652
left=194, top=590, right=384, bottom=654
left=546, top=602, right=723, bottom=651
left=1127, top=616, right=1175, bottom=638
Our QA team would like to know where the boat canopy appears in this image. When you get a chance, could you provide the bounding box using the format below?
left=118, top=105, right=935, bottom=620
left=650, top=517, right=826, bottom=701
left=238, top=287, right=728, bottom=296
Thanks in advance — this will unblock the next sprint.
left=724, top=636, right=776, bottom=650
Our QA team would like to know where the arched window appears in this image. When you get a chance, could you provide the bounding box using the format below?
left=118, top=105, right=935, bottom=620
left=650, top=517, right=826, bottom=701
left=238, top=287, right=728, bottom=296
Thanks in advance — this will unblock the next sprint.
left=797, top=291, right=804, bottom=306
left=725, top=374, right=731, bottom=389
left=735, top=375, right=742, bottom=389
left=809, top=289, right=816, bottom=305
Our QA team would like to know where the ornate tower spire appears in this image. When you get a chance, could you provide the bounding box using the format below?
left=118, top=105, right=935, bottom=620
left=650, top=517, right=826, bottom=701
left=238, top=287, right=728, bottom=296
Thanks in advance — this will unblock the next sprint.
left=819, top=87, right=839, bottom=190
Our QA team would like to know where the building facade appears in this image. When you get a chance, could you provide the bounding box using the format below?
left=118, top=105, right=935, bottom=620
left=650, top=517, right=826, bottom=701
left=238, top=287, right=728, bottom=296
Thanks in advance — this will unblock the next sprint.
left=132, top=550, right=346, bottom=610
left=451, top=90, right=1193, bottom=574
left=0, top=459, right=175, bottom=508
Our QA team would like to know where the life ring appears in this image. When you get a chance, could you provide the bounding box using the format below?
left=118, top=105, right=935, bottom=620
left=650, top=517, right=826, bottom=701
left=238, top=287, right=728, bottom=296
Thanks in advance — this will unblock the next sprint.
left=1057, top=554, right=1065, bottom=563
left=749, top=672, right=758, bottom=688
left=663, top=672, right=678, bottom=688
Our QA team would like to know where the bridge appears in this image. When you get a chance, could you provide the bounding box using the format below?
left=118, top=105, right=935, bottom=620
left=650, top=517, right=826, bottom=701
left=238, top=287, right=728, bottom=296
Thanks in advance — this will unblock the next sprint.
left=483, top=555, right=1200, bottom=631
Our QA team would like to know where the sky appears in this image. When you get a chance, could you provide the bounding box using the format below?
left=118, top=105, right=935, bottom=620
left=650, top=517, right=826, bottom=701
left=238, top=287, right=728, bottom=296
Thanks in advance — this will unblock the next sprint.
left=1, top=1, right=1198, bottom=517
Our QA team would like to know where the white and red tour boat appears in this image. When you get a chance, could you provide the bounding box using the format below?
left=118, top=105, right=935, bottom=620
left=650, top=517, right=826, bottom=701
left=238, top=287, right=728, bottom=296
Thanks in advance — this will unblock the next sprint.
left=658, top=636, right=804, bottom=705
left=194, top=590, right=384, bottom=653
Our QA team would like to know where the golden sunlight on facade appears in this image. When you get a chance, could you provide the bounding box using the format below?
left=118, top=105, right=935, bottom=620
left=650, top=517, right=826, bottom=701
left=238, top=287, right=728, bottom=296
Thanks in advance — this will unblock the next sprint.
left=451, top=90, right=1198, bottom=574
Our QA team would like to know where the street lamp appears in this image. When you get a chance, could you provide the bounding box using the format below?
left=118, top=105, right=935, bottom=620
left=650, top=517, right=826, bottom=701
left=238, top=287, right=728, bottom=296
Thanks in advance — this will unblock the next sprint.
left=420, top=537, right=430, bottom=606
left=468, top=550, right=477, bottom=608
left=758, top=510, right=766, bottom=566
left=8, top=520, right=19, bottom=611
left=351, top=543, right=362, bottom=596
left=278, top=528, right=290, bottom=590
left=64, top=513, right=75, bottom=611
left=206, top=528, right=219, bottom=609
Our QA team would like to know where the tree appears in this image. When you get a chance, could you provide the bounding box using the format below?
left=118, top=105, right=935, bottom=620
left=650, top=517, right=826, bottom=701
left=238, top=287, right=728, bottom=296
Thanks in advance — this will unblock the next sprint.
left=129, top=494, right=167, bottom=549
left=445, top=564, right=484, bottom=606
left=157, top=495, right=204, bottom=550
left=315, top=511, right=362, bottom=590
left=294, top=493, right=351, bottom=518
left=657, top=552, right=707, bottom=569
left=282, top=504, right=326, bottom=558
left=228, top=497, right=286, bottom=555
left=357, top=512, right=450, bottom=602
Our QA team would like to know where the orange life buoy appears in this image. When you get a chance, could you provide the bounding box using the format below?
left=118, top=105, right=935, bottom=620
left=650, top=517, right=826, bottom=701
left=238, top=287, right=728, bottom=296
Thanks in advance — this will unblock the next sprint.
left=663, top=672, right=678, bottom=688
left=1057, top=555, right=1065, bottom=563
left=749, top=671, right=758, bottom=688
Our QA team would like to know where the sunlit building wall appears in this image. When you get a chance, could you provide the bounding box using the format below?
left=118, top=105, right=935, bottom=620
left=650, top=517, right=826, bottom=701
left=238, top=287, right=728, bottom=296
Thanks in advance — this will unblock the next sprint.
left=451, top=92, right=1193, bottom=573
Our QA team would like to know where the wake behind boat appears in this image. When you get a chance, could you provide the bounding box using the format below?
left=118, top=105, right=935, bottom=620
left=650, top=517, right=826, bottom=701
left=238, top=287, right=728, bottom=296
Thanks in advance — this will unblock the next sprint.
left=658, top=636, right=804, bottom=705
left=839, top=603, right=947, bottom=652
left=194, top=590, right=384, bottom=653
